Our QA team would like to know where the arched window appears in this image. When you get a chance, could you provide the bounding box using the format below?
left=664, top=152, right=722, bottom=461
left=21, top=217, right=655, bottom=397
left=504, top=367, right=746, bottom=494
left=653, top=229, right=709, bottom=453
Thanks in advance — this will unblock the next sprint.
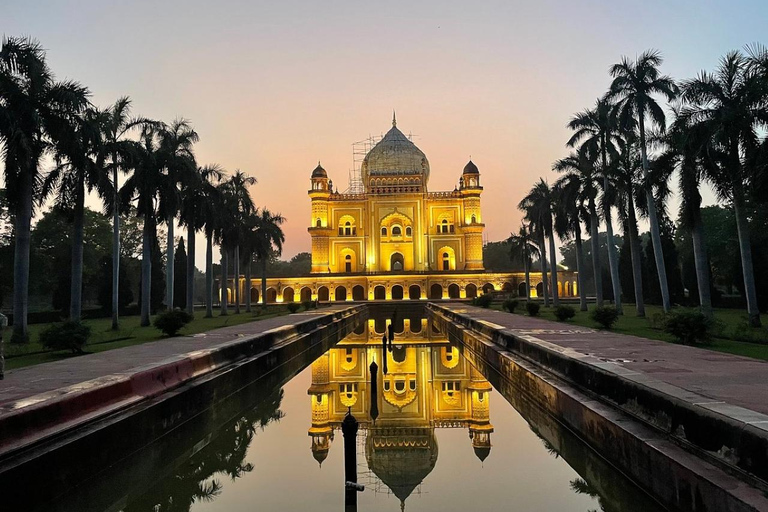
left=440, top=219, right=448, bottom=234
left=381, top=226, right=387, bottom=236
left=442, top=252, right=450, bottom=271
left=405, top=226, right=412, bottom=237
left=316, top=218, right=321, bottom=227
left=392, top=225, right=402, bottom=236
left=344, top=221, right=351, bottom=236
left=345, top=254, right=352, bottom=273
left=471, top=214, right=476, bottom=223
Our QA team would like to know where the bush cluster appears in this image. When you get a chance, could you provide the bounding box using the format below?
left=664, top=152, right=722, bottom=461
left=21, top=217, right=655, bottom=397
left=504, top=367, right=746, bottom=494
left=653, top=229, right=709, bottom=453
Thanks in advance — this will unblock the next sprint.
left=554, top=305, right=576, bottom=321
left=525, top=301, right=540, bottom=316
left=287, top=303, right=301, bottom=313
left=662, top=309, right=715, bottom=345
left=591, top=306, right=619, bottom=329
left=153, top=309, right=194, bottom=337
left=502, top=299, right=519, bottom=313
left=472, top=294, right=493, bottom=308
left=39, top=320, right=91, bottom=353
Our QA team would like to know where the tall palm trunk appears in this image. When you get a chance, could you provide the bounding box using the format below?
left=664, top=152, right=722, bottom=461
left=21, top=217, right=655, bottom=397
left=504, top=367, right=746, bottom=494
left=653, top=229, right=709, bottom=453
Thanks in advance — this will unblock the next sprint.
left=539, top=232, right=550, bottom=307
left=548, top=230, right=560, bottom=306
left=205, top=233, right=213, bottom=318
left=732, top=180, right=760, bottom=327
left=186, top=224, right=195, bottom=315
left=574, top=230, right=587, bottom=311
left=245, top=256, right=252, bottom=313
left=627, top=193, right=646, bottom=317
left=140, top=216, right=152, bottom=327
left=602, top=186, right=623, bottom=314
left=111, top=157, right=120, bottom=330
left=523, top=257, right=531, bottom=300
left=166, top=215, right=174, bottom=309
left=12, top=173, right=33, bottom=343
left=639, top=122, right=671, bottom=312
left=234, top=245, right=241, bottom=314
left=69, top=174, right=85, bottom=321
left=588, top=200, right=603, bottom=306
left=261, top=258, right=268, bottom=314
left=690, top=207, right=713, bottom=318
left=220, top=245, right=228, bottom=315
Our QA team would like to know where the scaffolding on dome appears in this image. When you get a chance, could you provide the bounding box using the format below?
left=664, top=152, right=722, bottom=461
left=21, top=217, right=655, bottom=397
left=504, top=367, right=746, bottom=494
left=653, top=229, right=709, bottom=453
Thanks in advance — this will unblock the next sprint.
left=345, top=130, right=417, bottom=194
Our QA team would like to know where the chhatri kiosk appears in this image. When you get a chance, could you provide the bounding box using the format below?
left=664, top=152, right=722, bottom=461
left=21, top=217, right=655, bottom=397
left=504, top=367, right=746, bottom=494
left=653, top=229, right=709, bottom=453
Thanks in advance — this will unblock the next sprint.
left=228, top=115, right=577, bottom=303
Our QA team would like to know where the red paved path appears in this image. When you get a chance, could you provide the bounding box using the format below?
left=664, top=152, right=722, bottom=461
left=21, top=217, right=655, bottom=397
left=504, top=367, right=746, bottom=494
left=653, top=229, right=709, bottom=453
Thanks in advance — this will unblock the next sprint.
left=441, top=303, right=768, bottom=417
left=0, top=307, right=348, bottom=407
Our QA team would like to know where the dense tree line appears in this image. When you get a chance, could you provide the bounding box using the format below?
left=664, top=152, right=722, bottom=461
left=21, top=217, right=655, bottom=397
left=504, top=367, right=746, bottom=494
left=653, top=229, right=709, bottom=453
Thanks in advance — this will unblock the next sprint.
left=513, top=46, right=768, bottom=327
left=0, top=36, right=286, bottom=347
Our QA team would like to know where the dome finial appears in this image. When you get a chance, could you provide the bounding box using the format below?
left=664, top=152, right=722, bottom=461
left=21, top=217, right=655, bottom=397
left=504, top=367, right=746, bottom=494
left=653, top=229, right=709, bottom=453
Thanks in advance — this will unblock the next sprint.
left=392, top=110, right=397, bottom=127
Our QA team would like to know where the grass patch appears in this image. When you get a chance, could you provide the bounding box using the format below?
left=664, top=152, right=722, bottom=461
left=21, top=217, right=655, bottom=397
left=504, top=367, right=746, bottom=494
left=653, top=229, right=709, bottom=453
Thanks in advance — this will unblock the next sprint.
left=491, top=302, right=768, bottom=361
left=2, top=307, right=292, bottom=371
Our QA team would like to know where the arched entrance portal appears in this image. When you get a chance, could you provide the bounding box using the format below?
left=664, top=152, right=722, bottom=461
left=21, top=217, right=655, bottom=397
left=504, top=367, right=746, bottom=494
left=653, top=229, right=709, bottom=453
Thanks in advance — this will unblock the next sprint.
left=266, top=288, right=277, bottom=303
left=465, top=283, right=477, bottom=298
left=429, top=284, right=443, bottom=300
left=318, top=286, right=329, bottom=302
left=335, top=286, right=347, bottom=301
left=518, top=282, right=528, bottom=298
left=250, top=287, right=259, bottom=303
left=352, top=285, right=365, bottom=301
left=391, top=285, right=404, bottom=300
left=448, top=283, right=460, bottom=299
left=408, top=285, right=421, bottom=300
left=390, top=252, right=404, bottom=272
left=283, top=287, right=294, bottom=303
left=536, top=282, right=544, bottom=297
left=300, top=287, right=312, bottom=302
left=482, top=283, right=494, bottom=295
left=374, top=285, right=386, bottom=300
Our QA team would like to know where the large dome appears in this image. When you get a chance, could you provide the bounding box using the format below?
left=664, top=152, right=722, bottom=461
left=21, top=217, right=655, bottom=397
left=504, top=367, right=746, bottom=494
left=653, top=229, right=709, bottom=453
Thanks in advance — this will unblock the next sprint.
left=362, top=116, right=430, bottom=185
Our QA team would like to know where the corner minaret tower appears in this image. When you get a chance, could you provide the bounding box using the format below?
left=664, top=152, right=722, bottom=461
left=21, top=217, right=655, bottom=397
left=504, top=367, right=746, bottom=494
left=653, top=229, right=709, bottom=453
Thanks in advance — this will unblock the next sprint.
left=460, top=160, right=485, bottom=270
left=308, top=162, right=332, bottom=274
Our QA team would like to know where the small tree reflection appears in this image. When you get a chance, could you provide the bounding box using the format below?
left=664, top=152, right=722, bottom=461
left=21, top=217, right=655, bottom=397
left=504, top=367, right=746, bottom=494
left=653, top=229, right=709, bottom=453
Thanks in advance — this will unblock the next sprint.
left=121, top=388, right=284, bottom=512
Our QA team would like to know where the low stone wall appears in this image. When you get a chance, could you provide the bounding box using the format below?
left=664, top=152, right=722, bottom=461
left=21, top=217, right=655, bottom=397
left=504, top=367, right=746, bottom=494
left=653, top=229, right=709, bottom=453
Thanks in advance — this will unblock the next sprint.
left=429, top=303, right=768, bottom=512
left=0, top=305, right=365, bottom=483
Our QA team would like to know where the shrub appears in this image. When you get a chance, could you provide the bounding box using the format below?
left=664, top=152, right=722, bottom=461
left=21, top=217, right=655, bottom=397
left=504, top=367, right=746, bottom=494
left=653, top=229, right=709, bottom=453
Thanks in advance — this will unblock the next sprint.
left=153, top=309, right=194, bottom=337
left=502, top=299, right=519, bottom=313
left=663, top=309, right=715, bottom=345
left=39, top=320, right=91, bottom=353
left=591, top=306, right=619, bottom=329
left=554, top=305, right=576, bottom=321
left=472, top=294, right=493, bottom=308
left=302, top=301, right=312, bottom=311
left=525, top=301, right=540, bottom=316
left=287, top=303, right=301, bottom=313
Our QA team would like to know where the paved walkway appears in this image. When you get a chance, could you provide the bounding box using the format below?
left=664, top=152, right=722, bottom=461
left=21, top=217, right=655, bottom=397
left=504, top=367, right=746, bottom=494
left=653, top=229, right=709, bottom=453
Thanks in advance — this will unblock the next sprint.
left=441, top=303, right=768, bottom=415
left=0, top=307, right=350, bottom=408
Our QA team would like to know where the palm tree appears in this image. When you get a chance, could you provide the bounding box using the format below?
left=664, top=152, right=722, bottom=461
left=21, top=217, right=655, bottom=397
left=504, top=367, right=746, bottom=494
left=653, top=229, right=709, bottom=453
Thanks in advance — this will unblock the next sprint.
left=553, top=173, right=589, bottom=311
left=157, top=119, right=199, bottom=311
left=0, top=36, right=89, bottom=342
left=179, top=164, right=223, bottom=315
left=43, top=106, right=106, bottom=321
left=654, top=113, right=713, bottom=317
left=121, top=124, right=163, bottom=326
left=508, top=224, right=540, bottom=300
left=201, top=173, right=225, bottom=318
left=611, top=131, right=646, bottom=316
left=221, top=171, right=257, bottom=313
left=519, top=179, right=559, bottom=306
left=567, top=98, right=623, bottom=313
left=252, top=209, right=285, bottom=313
left=553, top=148, right=603, bottom=305
left=680, top=51, right=764, bottom=326
left=101, top=97, right=149, bottom=329
left=608, top=49, right=679, bottom=312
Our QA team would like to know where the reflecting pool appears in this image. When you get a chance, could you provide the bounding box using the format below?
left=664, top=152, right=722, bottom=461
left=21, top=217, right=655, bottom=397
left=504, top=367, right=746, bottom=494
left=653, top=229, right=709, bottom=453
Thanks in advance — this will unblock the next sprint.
left=30, top=307, right=666, bottom=511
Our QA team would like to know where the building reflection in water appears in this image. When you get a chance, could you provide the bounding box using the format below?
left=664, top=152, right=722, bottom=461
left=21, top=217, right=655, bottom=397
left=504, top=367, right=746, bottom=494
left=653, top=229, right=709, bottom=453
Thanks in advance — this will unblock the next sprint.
left=308, top=315, right=493, bottom=510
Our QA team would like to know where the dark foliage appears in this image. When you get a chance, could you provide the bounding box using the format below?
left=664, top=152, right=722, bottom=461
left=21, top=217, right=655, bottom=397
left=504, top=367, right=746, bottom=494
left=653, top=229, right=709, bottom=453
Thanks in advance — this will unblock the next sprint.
left=472, top=294, right=493, bottom=308
left=525, top=301, right=541, bottom=316
left=153, top=309, right=193, bottom=336
left=554, top=305, right=576, bottom=321
left=591, top=306, right=619, bottom=329
left=287, top=303, right=300, bottom=313
left=39, top=320, right=91, bottom=353
left=503, top=299, right=519, bottom=313
left=663, top=308, right=715, bottom=345
left=97, top=256, right=134, bottom=314
left=173, top=238, right=188, bottom=309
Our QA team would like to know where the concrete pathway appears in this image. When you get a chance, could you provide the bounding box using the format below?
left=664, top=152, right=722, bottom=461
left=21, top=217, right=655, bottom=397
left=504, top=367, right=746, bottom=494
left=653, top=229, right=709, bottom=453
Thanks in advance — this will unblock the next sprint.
left=0, top=307, right=349, bottom=408
left=440, top=303, right=768, bottom=415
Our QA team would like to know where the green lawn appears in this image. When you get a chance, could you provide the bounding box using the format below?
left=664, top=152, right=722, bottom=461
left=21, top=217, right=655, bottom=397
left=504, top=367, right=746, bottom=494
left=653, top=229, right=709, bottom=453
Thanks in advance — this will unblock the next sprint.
left=2, top=306, right=293, bottom=371
left=490, top=302, right=768, bottom=361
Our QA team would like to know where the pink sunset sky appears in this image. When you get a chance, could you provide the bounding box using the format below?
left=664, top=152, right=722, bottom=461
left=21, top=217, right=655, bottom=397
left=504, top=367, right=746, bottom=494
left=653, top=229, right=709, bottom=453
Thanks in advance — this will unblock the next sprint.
left=4, top=0, right=766, bottom=269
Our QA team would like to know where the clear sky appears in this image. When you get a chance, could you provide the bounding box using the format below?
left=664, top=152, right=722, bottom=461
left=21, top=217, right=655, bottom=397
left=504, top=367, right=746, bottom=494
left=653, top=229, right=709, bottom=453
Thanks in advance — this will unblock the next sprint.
left=4, top=0, right=767, bottom=269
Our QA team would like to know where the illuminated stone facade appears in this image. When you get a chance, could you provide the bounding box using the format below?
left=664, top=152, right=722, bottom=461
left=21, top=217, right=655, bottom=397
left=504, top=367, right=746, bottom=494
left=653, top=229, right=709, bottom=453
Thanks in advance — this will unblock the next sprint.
left=224, top=116, right=578, bottom=303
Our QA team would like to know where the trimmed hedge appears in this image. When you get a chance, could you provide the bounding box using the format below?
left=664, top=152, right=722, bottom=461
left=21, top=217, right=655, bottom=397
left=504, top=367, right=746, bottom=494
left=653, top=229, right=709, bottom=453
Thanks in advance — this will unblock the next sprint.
left=39, top=321, right=91, bottom=353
